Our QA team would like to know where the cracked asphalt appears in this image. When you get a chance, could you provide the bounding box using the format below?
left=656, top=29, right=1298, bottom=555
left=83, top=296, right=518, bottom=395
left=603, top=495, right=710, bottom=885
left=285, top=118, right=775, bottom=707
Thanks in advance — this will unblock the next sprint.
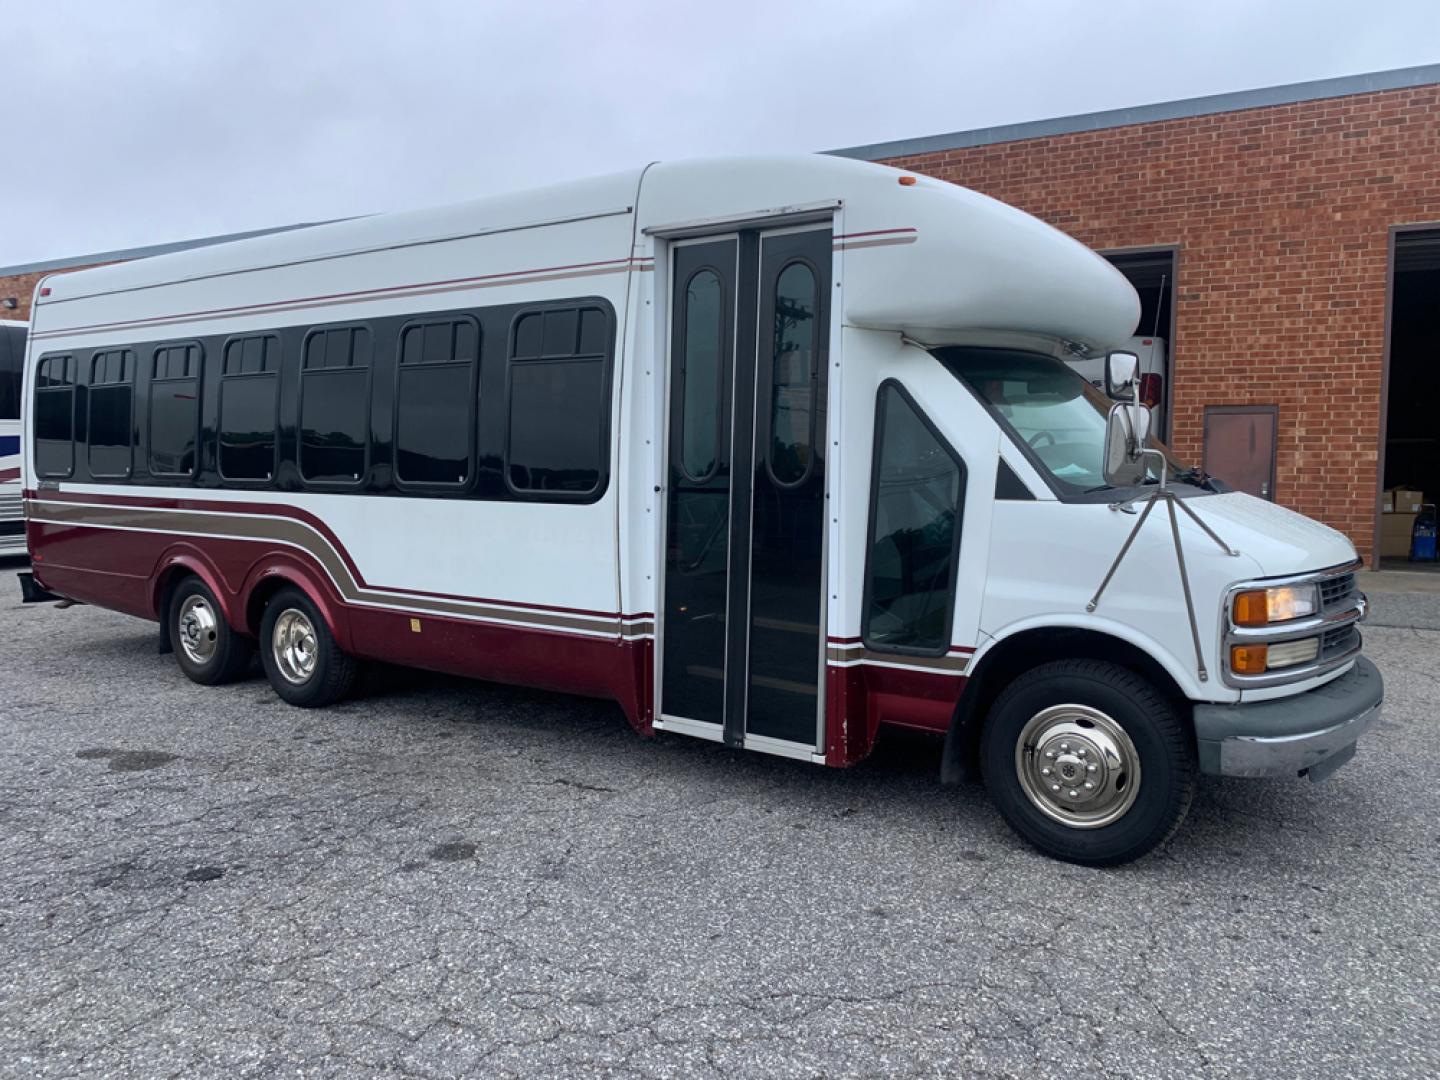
left=1, top=561, right=1437, bottom=1079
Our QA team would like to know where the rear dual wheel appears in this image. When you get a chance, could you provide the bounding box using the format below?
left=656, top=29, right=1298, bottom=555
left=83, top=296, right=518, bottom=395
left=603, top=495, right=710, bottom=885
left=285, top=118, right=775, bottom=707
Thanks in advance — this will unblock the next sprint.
left=981, top=660, right=1196, bottom=867
left=169, top=578, right=356, bottom=708
left=259, top=587, right=358, bottom=708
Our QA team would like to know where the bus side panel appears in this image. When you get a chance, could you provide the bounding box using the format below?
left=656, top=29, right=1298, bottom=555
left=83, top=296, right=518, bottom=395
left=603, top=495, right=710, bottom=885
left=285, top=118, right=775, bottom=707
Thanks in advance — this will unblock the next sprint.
left=348, top=607, right=651, bottom=726
left=27, top=519, right=156, bottom=619
left=825, top=664, right=968, bottom=765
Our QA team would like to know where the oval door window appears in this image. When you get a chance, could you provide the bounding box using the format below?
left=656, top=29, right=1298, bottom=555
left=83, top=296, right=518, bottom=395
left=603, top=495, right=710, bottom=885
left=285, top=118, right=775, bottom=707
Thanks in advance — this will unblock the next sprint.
left=681, top=269, right=724, bottom=482
left=769, top=262, right=817, bottom=487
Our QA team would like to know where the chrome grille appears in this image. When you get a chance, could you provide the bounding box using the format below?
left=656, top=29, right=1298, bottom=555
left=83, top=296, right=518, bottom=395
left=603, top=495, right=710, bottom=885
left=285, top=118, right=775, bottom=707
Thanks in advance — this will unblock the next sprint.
left=1321, top=624, right=1360, bottom=661
left=1319, top=572, right=1356, bottom=612
left=0, top=491, right=22, bottom=522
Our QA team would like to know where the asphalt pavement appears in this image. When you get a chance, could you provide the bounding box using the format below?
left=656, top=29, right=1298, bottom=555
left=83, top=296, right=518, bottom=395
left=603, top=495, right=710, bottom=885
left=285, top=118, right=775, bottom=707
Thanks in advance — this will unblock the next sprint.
left=1, top=560, right=1436, bottom=1079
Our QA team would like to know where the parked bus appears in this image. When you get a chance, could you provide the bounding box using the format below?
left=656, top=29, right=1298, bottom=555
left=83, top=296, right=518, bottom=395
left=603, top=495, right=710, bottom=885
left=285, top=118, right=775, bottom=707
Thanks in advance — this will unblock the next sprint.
left=0, top=319, right=26, bottom=555
left=17, top=156, right=1381, bottom=864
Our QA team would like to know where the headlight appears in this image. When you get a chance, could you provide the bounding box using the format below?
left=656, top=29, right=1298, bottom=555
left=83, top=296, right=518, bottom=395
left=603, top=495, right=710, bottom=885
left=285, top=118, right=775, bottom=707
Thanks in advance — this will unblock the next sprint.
left=1232, top=584, right=1320, bottom=626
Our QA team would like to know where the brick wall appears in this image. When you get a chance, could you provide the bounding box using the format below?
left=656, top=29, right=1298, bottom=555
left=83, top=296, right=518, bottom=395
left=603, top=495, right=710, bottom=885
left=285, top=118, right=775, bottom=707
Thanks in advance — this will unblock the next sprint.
left=6, top=86, right=1438, bottom=558
left=881, top=83, right=1440, bottom=560
left=0, top=271, right=53, bottom=322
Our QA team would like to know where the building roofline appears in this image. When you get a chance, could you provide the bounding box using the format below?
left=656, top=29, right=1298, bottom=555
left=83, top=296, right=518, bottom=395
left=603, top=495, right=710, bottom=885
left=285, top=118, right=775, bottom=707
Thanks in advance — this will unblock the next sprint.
left=0, top=219, right=353, bottom=278
left=828, top=63, right=1440, bottom=161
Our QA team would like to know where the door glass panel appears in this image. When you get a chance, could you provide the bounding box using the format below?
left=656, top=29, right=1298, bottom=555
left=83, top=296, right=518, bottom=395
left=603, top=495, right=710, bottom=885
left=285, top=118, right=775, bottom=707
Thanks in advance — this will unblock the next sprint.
left=865, top=386, right=965, bottom=652
left=769, top=262, right=816, bottom=487
left=662, top=240, right=736, bottom=728
left=680, top=270, right=723, bottom=482
left=745, top=231, right=829, bottom=744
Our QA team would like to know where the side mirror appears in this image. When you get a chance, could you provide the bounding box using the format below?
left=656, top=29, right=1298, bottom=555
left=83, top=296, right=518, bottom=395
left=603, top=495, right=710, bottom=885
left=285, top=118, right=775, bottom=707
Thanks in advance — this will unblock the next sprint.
left=1103, top=402, right=1152, bottom=487
left=1104, top=350, right=1140, bottom=400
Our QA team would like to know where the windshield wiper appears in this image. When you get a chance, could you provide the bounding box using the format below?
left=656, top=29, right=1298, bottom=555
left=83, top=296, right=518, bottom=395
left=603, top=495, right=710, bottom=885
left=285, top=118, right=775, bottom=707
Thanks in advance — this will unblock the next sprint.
left=1171, top=467, right=1221, bottom=492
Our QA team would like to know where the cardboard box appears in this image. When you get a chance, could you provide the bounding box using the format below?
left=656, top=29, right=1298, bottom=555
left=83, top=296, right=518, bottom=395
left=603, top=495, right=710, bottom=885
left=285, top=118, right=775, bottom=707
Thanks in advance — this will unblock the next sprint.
left=1381, top=511, right=1418, bottom=557
left=1380, top=490, right=1394, bottom=513
left=1393, top=487, right=1424, bottom=514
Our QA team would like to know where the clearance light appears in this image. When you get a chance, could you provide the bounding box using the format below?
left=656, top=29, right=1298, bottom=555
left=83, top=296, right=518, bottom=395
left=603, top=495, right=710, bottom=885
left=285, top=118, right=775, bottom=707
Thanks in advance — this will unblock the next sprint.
left=898, top=175, right=917, bottom=186
left=1265, top=638, right=1321, bottom=669
left=1230, top=644, right=1268, bottom=675
left=1232, top=584, right=1319, bottom=626
left=1139, top=372, right=1162, bottom=409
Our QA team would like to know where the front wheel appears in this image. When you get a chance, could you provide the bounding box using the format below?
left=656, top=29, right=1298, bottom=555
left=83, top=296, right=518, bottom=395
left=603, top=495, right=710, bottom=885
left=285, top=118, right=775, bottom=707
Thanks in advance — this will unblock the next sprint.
left=980, top=660, right=1196, bottom=866
left=259, top=588, right=358, bottom=708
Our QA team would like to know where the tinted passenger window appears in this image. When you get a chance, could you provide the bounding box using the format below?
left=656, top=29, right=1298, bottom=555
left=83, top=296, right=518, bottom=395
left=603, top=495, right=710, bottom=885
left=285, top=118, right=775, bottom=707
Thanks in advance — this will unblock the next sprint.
left=506, top=306, right=610, bottom=496
left=395, top=318, right=479, bottom=486
left=680, top=270, right=723, bottom=482
left=300, top=326, right=371, bottom=483
left=220, top=335, right=279, bottom=481
left=34, top=354, right=76, bottom=478
left=88, top=349, right=135, bottom=478
left=864, top=385, right=966, bottom=653
left=149, top=344, right=202, bottom=477
left=769, top=262, right=817, bottom=486
left=0, top=325, right=24, bottom=421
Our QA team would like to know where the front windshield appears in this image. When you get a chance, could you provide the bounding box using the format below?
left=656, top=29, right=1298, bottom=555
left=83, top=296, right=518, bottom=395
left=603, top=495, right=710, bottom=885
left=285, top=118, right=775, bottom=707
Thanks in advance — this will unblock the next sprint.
left=934, top=346, right=1191, bottom=495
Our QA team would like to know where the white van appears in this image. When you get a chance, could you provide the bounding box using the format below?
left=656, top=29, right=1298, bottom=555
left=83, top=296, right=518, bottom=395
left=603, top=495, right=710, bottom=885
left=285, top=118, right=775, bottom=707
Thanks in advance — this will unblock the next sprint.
left=1069, top=334, right=1167, bottom=437
left=18, top=156, right=1380, bottom=864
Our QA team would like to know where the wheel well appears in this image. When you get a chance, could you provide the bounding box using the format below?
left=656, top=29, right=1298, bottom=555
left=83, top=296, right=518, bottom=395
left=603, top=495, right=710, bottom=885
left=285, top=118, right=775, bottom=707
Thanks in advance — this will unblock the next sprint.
left=154, top=568, right=189, bottom=654
left=245, top=577, right=296, bottom=638
left=941, top=627, right=1190, bottom=784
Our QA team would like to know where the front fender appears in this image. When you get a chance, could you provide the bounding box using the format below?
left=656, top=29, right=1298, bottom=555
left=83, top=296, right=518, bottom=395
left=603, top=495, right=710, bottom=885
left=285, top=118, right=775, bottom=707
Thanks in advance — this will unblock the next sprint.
left=971, top=611, right=1235, bottom=704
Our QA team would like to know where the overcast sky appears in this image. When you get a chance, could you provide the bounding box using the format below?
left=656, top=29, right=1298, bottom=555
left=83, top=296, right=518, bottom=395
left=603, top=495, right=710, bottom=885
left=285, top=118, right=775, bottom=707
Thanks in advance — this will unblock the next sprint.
left=3, top=0, right=1437, bottom=266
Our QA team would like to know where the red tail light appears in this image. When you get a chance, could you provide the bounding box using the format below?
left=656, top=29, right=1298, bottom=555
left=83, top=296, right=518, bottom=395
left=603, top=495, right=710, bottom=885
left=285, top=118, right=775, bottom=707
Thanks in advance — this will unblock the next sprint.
left=1140, top=373, right=1162, bottom=410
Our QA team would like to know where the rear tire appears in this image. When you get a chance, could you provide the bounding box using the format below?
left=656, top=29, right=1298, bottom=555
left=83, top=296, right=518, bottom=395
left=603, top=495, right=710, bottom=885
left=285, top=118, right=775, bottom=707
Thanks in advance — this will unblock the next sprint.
left=980, top=660, right=1196, bottom=866
left=170, top=577, right=254, bottom=686
left=259, top=587, right=357, bottom=708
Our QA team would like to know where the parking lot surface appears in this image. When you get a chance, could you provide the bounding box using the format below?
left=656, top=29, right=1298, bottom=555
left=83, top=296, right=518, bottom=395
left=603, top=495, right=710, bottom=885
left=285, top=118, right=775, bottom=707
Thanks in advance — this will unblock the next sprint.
left=1, top=563, right=1437, bottom=1079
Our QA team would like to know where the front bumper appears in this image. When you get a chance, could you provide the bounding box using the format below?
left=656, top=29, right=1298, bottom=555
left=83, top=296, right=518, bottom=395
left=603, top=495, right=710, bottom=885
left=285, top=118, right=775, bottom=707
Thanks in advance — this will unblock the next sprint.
left=1193, top=656, right=1383, bottom=781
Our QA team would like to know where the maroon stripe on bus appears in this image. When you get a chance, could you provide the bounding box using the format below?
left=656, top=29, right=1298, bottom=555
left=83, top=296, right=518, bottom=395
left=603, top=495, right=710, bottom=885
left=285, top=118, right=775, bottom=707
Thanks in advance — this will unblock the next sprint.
left=27, top=489, right=650, bottom=620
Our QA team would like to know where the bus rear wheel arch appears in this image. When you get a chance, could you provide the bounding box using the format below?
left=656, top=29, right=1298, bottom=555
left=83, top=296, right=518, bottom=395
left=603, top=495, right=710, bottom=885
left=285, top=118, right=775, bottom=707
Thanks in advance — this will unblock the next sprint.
left=168, top=576, right=255, bottom=686
left=979, top=659, right=1196, bottom=866
left=259, top=587, right=358, bottom=708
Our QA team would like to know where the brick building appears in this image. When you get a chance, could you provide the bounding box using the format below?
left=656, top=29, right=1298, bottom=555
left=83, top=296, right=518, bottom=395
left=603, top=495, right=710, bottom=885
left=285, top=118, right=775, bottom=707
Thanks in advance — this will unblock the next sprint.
left=833, top=64, right=1440, bottom=565
left=3, top=65, right=1439, bottom=563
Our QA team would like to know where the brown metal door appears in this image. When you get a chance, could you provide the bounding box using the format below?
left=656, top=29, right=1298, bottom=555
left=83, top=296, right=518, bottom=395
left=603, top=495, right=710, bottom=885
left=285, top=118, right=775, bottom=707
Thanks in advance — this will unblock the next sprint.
left=1203, top=405, right=1278, bottom=500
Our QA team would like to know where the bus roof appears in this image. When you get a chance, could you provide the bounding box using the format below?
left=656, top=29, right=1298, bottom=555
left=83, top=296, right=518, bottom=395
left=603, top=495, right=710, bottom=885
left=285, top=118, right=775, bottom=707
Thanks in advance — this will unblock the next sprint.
left=34, top=156, right=1138, bottom=353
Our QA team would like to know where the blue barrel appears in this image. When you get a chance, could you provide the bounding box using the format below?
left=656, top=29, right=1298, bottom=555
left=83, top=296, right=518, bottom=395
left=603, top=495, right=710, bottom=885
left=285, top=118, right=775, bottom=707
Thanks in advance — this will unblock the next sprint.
left=1413, top=505, right=1438, bottom=562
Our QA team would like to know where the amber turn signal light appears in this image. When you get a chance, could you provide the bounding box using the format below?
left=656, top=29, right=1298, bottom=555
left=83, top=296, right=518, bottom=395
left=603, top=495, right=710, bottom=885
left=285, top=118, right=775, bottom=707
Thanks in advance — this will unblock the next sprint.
left=1232, top=590, right=1269, bottom=627
left=1230, top=643, right=1269, bottom=675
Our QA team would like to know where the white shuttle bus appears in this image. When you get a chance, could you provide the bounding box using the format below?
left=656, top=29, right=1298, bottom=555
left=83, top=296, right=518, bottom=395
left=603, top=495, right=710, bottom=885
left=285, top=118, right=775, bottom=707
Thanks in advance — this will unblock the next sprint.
left=18, top=156, right=1381, bottom=864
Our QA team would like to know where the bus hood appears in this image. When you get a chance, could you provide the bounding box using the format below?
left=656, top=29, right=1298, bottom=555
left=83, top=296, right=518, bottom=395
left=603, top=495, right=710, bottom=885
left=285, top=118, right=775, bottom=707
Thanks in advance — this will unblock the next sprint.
left=1186, top=492, right=1358, bottom=576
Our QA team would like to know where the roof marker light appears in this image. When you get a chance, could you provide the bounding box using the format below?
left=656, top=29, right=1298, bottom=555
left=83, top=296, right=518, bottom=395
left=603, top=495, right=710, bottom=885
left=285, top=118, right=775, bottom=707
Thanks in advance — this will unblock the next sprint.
left=898, top=176, right=917, bottom=186
left=40, top=287, right=51, bottom=297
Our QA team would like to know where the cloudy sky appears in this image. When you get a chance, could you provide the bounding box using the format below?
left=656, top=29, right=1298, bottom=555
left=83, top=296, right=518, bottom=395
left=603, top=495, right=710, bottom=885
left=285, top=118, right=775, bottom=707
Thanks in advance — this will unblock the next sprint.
left=3, top=0, right=1436, bottom=266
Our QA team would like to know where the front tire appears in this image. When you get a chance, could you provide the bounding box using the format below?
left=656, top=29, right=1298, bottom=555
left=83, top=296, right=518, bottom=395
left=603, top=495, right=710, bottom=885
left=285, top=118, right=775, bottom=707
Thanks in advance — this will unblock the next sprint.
left=259, top=588, right=358, bottom=708
left=980, top=660, right=1196, bottom=866
left=171, top=577, right=254, bottom=686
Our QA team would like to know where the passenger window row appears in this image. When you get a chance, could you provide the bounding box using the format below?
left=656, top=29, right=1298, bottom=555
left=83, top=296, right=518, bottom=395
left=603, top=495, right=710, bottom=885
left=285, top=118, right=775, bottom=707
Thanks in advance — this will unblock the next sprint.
left=31, top=298, right=616, bottom=503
